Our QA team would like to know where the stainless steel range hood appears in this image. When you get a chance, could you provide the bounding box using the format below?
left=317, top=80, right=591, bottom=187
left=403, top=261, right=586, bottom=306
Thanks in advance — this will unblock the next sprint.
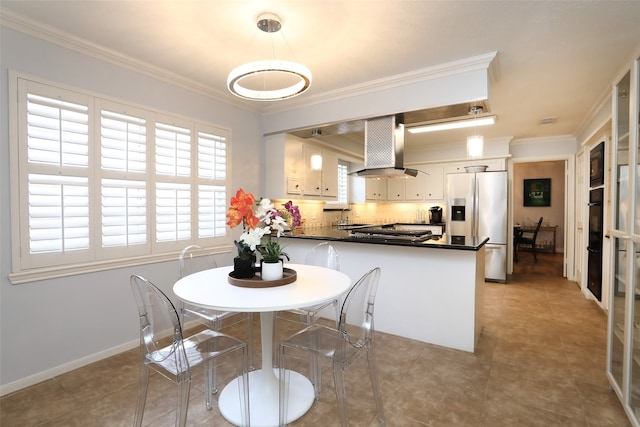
left=352, top=115, right=419, bottom=178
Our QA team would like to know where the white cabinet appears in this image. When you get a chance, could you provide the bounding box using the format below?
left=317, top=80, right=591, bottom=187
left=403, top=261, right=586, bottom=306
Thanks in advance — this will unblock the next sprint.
left=390, top=164, right=443, bottom=202
left=366, top=178, right=387, bottom=201
left=265, top=134, right=339, bottom=200
left=363, top=164, right=443, bottom=202
left=303, top=144, right=322, bottom=196
left=285, top=139, right=304, bottom=195
left=387, top=178, right=405, bottom=201
left=303, top=146, right=338, bottom=198
left=320, top=151, right=339, bottom=198
left=423, top=164, right=444, bottom=200
left=405, top=172, right=425, bottom=201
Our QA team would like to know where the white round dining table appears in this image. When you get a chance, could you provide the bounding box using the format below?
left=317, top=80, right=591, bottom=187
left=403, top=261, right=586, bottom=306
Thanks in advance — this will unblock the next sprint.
left=173, top=263, right=351, bottom=427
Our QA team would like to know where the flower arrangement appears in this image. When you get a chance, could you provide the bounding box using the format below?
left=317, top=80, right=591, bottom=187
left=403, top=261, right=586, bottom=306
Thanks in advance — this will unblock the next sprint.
left=226, top=188, right=302, bottom=268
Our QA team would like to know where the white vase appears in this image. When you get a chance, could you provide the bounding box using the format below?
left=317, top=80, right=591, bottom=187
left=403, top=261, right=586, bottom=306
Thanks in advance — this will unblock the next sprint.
left=261, top=260, right=284, bottom=281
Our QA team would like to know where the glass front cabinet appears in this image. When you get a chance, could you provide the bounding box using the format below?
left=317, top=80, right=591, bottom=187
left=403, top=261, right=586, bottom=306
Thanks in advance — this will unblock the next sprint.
left=607, top=55, right=640, bottom=425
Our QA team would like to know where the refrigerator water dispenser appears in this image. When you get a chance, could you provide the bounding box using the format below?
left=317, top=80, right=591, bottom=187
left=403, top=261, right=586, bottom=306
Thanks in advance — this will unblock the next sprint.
left=451, top=205, right=466, bottom=221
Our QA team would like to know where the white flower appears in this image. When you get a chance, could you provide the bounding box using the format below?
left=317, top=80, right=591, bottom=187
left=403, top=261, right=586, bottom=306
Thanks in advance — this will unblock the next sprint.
left=255, top=198, right=274, bottom=218
left=240, top=227, right=267, bottom=251
left=269, top=215, right=287, bottom=237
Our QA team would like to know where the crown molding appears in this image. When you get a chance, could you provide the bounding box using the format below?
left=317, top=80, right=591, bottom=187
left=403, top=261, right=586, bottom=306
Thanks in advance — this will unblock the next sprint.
left=0, top=10, right=263, bottom=113
left=510, top=135, right=576, bottom=146
left=265, top=51, right=498, bottom=115
left=2, top=10, right=497, bottom=117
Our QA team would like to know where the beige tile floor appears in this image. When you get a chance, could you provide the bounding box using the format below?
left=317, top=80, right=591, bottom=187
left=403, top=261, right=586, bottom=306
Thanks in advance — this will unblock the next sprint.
left=0, top=252, right=631, bottom=426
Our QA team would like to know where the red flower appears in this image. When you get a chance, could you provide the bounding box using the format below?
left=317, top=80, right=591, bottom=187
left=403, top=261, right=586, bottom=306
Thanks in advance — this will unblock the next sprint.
left=226, top=188, right=259, bottom=230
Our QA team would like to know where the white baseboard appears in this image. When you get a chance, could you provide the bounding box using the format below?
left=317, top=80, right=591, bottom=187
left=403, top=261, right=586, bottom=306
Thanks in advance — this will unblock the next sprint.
left=0, top=339, right=139, bottom=397
left=0, top=319, right=221, bottom=397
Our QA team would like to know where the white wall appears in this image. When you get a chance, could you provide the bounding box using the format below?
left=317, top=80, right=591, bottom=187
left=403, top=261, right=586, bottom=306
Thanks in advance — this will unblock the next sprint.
left=0, top=27, right=263, bottom=392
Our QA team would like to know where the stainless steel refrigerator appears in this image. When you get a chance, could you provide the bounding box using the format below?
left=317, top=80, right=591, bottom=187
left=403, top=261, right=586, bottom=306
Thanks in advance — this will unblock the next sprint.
left=446, top=170, right=508, bottom=282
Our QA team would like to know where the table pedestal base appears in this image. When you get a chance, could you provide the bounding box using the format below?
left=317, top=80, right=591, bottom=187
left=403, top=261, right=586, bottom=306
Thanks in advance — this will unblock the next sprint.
left=219, top=368, right=314, bottom=427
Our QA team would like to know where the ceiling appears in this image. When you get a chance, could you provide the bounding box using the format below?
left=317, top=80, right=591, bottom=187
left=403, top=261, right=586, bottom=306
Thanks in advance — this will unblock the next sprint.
left=2, top=1, right=640, bottom=149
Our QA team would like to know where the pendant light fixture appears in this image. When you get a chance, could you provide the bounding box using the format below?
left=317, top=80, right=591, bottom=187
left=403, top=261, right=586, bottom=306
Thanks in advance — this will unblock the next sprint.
left=227, top=13, right=312, bottom=101
left=466, top=106, right=485, bottom=158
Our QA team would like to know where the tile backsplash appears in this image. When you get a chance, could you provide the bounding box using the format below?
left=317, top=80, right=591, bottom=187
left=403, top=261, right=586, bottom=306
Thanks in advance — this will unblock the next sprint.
left=273, top=199, right=446, bottom=228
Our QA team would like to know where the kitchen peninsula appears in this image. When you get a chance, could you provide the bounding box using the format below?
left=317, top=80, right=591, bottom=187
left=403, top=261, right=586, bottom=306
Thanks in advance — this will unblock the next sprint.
left=280, top=227, right=488, bottom=352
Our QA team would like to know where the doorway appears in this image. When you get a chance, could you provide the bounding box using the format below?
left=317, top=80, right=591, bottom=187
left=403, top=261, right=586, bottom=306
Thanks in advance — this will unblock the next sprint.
left=511, top=160, right=567, bottom=278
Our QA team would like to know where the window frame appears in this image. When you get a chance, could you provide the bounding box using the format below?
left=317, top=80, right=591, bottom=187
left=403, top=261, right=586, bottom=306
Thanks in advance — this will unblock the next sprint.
left=8, top=72, right=232, bottom=284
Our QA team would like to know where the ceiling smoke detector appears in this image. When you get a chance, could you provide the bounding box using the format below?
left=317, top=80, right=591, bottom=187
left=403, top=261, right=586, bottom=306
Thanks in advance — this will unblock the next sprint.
left=538, top=117, right=557, bottom=125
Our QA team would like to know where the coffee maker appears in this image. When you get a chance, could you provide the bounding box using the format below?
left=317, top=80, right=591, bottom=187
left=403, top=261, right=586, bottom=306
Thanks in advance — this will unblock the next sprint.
left=429, top=206, right=443, bottom=224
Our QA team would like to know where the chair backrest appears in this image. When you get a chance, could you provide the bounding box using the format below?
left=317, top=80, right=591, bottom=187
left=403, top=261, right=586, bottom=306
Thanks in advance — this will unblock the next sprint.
left=130, top=275, right=189, bottom=372
left=532, top=217, right=543, bottom=239
left=304, top=242, right=340, bottom=271
left=338, top=267, right=381, bottom=348
left=179, top=245, right=217, bottom=278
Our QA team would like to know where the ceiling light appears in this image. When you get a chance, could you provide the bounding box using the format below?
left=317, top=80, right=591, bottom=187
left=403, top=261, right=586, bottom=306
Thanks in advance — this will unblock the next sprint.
left=407, top=115, right=496, bottom=134
left=466, top=106, right=485, bottom=158
left=227, top=13, right=312, bottom=101
left=310, top=154, right=323, bottom=170
left=467, top=135, right=484, bottom=158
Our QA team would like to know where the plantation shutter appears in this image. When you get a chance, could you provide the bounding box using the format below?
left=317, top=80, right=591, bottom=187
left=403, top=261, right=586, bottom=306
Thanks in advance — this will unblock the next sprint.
left=337, top=163, right=348, bottom=204
left=21, top=85, right=92, bottom=267
left=12, top=76, right=233, bottom=279
left=196, top=129, right=228, bottom=239
left=99, top=107, right=149, bottom=251
left=155, top=122, right=192, bottom=245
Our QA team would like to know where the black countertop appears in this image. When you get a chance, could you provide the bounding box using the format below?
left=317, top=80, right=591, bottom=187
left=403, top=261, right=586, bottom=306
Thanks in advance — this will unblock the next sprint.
left=281, top=227, right=489, bottom=251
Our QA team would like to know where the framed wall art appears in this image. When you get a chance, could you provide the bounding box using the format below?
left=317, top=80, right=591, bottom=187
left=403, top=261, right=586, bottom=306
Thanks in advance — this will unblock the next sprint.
left=524, top=178, right=551, bottom=207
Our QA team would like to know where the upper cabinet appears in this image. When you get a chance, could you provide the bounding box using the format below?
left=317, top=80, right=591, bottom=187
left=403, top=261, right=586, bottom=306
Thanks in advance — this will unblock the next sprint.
left=320, top=150, right=339, bottom=198
left=386, top=178, right=405, bottom=201
left=265, top=134, right=339, bottom=200
left=303, top=145, right=339, bottom=198
left=303, top=144, right=322, bottom=196
left=361, top=163, right=446, bottom=202
left=365, top=178, right=387, bottom=201
left=423, top=164, right=445, bottom=200
left=285, top=138, right=304, bottom=195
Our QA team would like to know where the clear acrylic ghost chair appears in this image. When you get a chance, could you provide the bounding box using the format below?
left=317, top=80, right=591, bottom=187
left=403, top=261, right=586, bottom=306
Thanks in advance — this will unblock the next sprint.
left=179, top=245, right=254, bottom=379
left=295, top=242, right=341, bottom=324
left=130, top=275, right=250, bottom=427
left=274, top=242, right=341, bottom=391
left=278, top=267, right=386, bottom=427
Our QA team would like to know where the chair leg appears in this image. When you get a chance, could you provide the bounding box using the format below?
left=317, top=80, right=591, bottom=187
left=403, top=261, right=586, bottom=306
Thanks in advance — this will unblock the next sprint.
left=333, top=362, right=349, bottom=427
left=134, top=364, right=150, bottom=427
left=367, top=348, right=386, bottom=426
left=306, top=311, right=322, bottom=399
left=272, top=313, right=279, bottom=368
left=533, top=244, right=538, bottom=262
left=246, top=312, right=255, bottom=370
left=333, top=299, right=341, bottom=328
left=204, top=361, right=214, bottom=410
left=237, top=346, right=251, bottom=427
left=278, top=345, right=290, bottom=427
left=176, top=377, right=192, bottom=427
